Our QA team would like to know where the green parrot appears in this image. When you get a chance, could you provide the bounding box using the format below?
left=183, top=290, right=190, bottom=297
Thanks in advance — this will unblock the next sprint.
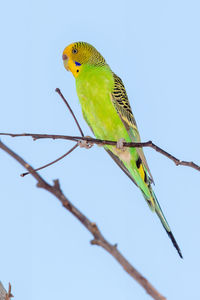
left=62, top=41, right=182, bottom=258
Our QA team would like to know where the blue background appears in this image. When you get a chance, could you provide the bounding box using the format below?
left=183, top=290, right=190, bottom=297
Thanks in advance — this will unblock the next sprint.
left=0, top=1, right=200, bottom=299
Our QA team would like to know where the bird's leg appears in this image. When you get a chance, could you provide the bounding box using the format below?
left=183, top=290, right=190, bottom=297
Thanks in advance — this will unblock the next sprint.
left=78, top=136, right=94, bottom=149
left=116, top=138, right=126, bottom=151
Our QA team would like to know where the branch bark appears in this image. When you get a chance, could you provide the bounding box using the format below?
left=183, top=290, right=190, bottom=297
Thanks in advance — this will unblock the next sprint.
left=0, top=282, right=6, bottom=300
left=0, top=140, right=166, bottom=300
left=0, top=132, right=199, bottom=172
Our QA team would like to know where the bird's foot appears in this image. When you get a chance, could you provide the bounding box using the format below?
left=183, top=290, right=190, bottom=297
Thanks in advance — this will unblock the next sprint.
left=78, top=136, right=94, bottom=149
left=116, top=138, right=126, bottom=151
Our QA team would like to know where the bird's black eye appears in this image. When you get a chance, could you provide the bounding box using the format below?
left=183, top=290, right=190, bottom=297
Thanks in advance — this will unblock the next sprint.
left=72, top=48, right=78, bottom=54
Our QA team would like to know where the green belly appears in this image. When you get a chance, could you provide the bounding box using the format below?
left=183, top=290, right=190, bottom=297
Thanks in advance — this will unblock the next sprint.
left=76, top=65, right=130, bottom=142
left=75, top=64, right=151, bottom=198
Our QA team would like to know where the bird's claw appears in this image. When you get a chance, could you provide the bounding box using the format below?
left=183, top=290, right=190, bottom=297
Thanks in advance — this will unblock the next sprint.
left=116, top=138, right=126, bottom=151
left=78, top=136, right=94, bottom=149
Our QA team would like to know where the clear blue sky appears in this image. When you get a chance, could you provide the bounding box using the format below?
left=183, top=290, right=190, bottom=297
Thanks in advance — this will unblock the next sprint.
left=0, top=1, right=200, bottom=299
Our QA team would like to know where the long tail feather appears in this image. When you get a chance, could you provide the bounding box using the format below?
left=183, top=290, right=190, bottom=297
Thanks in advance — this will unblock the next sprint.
left=105, top=148, right=183, bottom=258
left=152, top=191, right=183, bottom=258
left=166, top=230, right=183, bottom=258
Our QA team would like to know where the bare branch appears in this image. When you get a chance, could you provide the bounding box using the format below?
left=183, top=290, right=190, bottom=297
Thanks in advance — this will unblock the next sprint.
left=55, top=88, right=84, bottom=137
left=21, top=143, right=79, bottom=177
left=0, top=282, right=7, bottom=300
left=0, top=133, right=79, bottom=141
left=0, top=140, right=166, bottom=300
left=0, top=132, right=199, bottom=173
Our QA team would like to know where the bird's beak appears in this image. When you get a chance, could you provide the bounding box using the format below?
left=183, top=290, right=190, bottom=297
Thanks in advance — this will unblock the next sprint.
left=62, top=54, right=69, bottom=71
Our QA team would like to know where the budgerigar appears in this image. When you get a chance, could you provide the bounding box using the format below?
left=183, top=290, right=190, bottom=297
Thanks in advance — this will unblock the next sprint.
left=62, top=41, right=182, bottom=258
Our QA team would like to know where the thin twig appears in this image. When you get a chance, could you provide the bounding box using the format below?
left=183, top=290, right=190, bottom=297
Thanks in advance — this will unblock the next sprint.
left=5, top=283, right=13, bottom=300
left=0, top=140, right=166, bottom=300
left=0, top=132, right=199, bottom=173
left=21, top=143, right=79, bottom=177
left=55, top=88, right=84, bottom=137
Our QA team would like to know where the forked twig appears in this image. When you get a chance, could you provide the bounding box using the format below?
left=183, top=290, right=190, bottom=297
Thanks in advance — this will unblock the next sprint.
left=16, top=88, right=84, bottom=175
left=0, top=140, right=166, bottom=300
left=5, top=283, right=13, bottom=300
left=0, top=133, right=199, bottom=173
left=21, top=143, right=79, bottom=177
left=1, top=88, right=199, bottom=174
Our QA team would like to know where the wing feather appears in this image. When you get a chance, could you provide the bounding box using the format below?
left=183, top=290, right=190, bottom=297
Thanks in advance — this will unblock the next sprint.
left=111, top=73, right=154, bottom=183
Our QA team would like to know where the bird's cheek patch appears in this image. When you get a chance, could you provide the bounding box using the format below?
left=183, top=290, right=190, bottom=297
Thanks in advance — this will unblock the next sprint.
left=75, top=61, right=81, bottom=66
left=65, top=60, right=81, bottom=77
left=69, top=61, right=82, bottom=78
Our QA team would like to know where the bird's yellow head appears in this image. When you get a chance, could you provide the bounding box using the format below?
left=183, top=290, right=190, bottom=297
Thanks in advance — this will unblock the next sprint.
left=62, top=42, right=106, bottom=78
